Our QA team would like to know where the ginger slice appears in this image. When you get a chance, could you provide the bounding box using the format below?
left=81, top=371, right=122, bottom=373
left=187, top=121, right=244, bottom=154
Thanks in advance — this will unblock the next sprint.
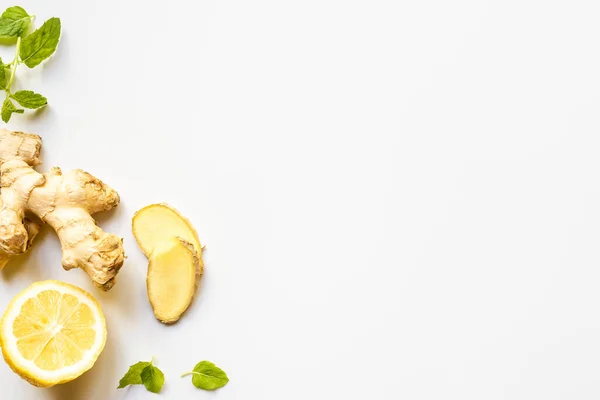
left=147, top=237, right=201, bottom=323
left=132, top=204, right=204, bottom=323
left=132, top=203, right=203, bottom=269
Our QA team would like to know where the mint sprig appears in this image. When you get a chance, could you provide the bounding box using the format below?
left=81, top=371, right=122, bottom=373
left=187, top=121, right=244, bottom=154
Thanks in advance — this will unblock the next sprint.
left=181, top=360, right=229, bottom=391
left=118, top=357, right=165, bottom=394
left=0, top=7, right=60, bottom=123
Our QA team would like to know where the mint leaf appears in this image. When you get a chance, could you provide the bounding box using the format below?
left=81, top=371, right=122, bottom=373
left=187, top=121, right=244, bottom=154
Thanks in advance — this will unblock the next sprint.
left=11, top=90, right=47, bottom=109
left=20, top=17, right=61, bottom=68
left=0, top=58, right=6, bottom=90
left=1, top=6, right=29, bottom=21
left=0, top=6, right=31, bottom=38
left=117, top=361, right=150, bottom=388
left=118, top=358, right=165, bottom=393
left=141, top=365, right=165, bottom=394
left=183, top=361, right=229, bottom=391
left=2, top=97, right=23, bottom=123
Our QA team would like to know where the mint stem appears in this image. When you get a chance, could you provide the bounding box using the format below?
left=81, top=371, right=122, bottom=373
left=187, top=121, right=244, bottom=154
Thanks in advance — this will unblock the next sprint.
left=5, top=37, right=21, bottom=95
left=181, top=371, right=194, bottom=377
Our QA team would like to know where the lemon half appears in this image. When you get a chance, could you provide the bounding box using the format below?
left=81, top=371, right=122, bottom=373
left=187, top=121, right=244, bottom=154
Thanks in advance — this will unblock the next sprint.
left=0, top=280, right=107, bottom=387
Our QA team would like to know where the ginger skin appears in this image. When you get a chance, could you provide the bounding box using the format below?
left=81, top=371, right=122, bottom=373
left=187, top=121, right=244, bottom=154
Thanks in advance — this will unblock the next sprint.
left=0, top=129, right=124, bottom=290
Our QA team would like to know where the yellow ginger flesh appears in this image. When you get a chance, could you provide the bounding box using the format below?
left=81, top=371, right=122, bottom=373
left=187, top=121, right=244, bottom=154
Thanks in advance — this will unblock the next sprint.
left=147, top=237, right=201, bottom=323
left=132, top=204, right=203, bottom=323
left=132, top=203, right=203, bottom=261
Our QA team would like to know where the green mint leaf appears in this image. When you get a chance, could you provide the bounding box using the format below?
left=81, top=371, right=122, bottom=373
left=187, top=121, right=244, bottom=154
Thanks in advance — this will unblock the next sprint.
left=11, top=90, right=47, bottom=109
left=117, top=361, right=151, bottom=388
left=141, top=365, right=165, bottom=394
left=0, top=58, right=6, bottom=90
left=2, top=97, right=24, bottom=123
left=20, top=17, right=61, bottom=68
left=184, top=361, right=229, bottom=391
left=0, top=6, right=31, bottom=38
left=1, top=6, right=30, bottom=21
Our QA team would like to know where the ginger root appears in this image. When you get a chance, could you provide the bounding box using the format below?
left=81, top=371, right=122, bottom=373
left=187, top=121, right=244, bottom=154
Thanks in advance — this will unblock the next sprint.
left=132, top=204, right=203, bottom=323
left=0, top=128, right=124, bottom=290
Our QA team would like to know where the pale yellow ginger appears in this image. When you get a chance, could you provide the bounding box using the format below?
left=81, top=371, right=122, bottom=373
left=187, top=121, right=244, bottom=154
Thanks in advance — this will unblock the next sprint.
left=0, top=218, right=39, bottom=269
left=147, top=237, right=201, bottom=323
left=133, top=204, right=203, bottom=323
left=0, top=128, right=124, bottom=290
left=132, top=204, right=203, bottom=260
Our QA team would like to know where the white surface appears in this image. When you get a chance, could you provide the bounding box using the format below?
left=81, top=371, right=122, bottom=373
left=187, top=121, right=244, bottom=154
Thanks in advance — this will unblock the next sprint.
left=0, top=0, right=599, bottom=399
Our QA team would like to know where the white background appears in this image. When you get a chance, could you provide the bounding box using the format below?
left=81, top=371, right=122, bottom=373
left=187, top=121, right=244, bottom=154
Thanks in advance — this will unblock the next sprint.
left=0, top=0, right=599, bottom=399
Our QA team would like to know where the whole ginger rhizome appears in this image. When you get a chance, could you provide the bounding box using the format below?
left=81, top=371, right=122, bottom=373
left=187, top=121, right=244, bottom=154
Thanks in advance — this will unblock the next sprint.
left=0, top=128, right=125, bottom=289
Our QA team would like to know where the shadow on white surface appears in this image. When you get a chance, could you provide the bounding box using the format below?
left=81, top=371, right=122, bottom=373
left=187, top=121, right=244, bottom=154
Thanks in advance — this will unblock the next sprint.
left=184, top=247, right=207, bottom=321
left=48, top=319, right=119, bottom=400
left=93, top=206, right=122, bottom=226
left=96, top=271, right=140, bottom=322
left=21, top=105, right=49, bottom=122
left=1, top=226, right=50, bottom=283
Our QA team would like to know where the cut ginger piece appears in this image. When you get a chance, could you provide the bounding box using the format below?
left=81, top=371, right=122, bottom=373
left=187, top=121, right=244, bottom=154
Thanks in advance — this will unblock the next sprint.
left=147, top=237, right=201, bottom=323
left=132, top=203, right=203, bottom=269
left=132, top=204, right=204, bottom=323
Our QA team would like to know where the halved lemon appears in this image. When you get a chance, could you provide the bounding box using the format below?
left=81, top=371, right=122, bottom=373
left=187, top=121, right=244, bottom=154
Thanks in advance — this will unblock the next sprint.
left=0, top=280, right=107, bottom=387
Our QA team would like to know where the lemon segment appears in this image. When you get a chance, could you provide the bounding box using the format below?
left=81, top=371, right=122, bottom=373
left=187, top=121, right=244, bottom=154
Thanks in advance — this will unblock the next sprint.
left=0, top=280, right=106, bottom=387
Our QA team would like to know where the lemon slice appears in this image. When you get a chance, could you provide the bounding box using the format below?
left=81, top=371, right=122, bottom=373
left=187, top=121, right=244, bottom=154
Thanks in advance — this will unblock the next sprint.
left=0, top=280, right=107, bottom=387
